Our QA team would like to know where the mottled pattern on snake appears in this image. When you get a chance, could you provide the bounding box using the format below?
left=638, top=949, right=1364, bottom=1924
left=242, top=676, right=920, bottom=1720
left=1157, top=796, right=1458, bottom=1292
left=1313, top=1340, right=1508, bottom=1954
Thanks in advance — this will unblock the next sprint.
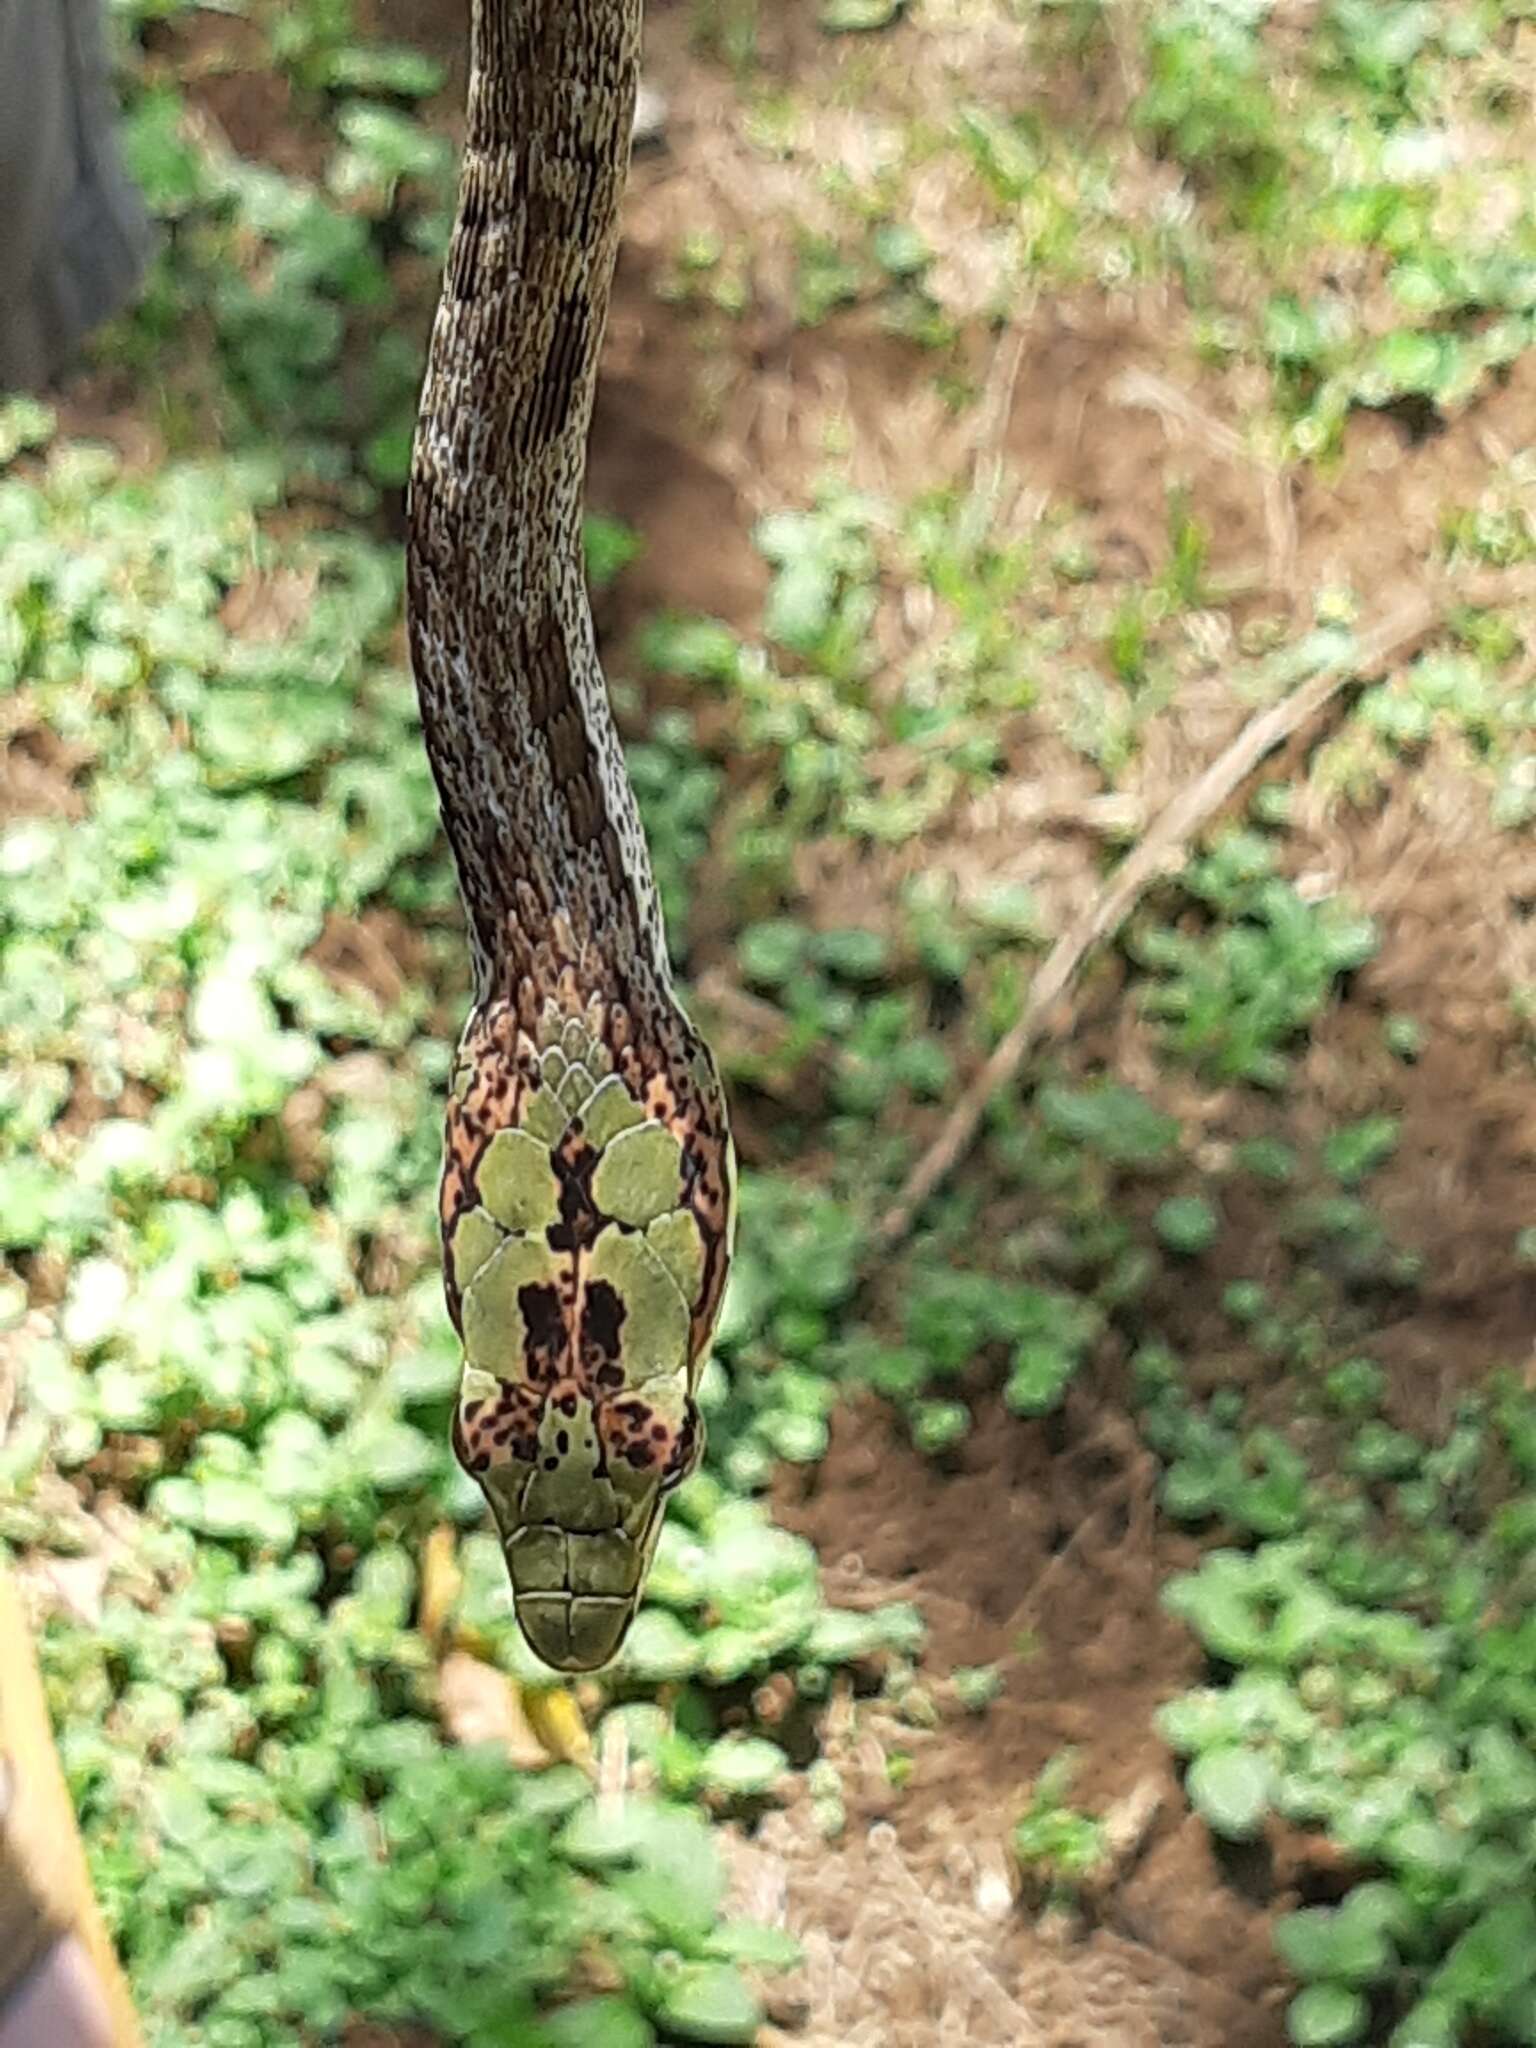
left=405, top=0, right=734, bottom=1671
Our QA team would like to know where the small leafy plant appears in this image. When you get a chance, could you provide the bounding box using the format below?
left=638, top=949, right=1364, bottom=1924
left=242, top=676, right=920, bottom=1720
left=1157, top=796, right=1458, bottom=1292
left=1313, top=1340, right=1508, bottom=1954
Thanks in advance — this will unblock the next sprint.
left=1134, top=833, right=1378, bottom=1089
left=1013, top=1751, right=1108, bottom=1905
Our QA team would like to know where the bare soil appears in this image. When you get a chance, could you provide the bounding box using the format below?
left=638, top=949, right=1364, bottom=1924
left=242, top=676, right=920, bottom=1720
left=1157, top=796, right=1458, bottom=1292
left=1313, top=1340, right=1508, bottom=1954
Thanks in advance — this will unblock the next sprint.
left=764, top=1386, right=1291, bottom=2046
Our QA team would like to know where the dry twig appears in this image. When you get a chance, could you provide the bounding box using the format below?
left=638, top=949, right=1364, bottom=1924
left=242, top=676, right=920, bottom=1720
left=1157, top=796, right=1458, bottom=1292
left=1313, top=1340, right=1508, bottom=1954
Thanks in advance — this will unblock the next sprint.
left=874, top=596, right=1440, bottom=1250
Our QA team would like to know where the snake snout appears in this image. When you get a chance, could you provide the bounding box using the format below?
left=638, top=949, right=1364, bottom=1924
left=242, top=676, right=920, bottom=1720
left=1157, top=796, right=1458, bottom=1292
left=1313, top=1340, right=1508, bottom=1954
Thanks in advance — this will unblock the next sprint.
left=515, top=1590, right=636, bottom=1672
left=505, top=1521, right=644, bottom=1672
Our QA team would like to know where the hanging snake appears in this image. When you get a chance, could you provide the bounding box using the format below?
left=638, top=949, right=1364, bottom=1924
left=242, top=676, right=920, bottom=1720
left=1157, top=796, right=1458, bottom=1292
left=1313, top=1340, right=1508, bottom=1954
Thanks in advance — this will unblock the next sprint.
left=405, top=0, right=734, bottom=1671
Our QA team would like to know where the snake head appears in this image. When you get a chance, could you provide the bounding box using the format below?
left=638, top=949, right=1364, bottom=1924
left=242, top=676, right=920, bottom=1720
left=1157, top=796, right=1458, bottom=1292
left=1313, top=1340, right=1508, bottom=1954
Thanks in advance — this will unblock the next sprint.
left=459, top=1374, right=704, bottom=1670
left=450, top=1186, right=715, bottom=1671
left=444, top=1000, right=731, bottom=1671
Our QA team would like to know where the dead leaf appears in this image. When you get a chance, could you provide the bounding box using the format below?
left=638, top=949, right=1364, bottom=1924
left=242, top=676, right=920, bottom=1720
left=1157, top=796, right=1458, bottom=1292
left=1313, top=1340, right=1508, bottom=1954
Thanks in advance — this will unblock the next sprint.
left=438, top=1652, right=551, bottom=1772
left=417, top=1523, right=460, bottom=1651
left=524, top=1685, right=596, bottom=1773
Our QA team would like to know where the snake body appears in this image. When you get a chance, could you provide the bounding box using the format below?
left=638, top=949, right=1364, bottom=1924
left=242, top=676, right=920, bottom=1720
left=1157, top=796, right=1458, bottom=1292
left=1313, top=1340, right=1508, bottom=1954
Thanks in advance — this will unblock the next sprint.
left=406, top=0, right=734, bottom=1671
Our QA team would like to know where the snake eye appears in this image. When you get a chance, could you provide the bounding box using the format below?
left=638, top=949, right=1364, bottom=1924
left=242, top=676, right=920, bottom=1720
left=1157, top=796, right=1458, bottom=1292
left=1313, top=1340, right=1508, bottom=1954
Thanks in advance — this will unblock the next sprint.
left=661, top=1399, right=705, bottom=1493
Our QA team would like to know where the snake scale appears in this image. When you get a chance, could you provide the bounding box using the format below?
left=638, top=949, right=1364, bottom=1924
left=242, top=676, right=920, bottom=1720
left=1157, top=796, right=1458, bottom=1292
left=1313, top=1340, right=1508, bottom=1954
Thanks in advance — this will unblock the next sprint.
left=405, top=0, right=735, bottom=1671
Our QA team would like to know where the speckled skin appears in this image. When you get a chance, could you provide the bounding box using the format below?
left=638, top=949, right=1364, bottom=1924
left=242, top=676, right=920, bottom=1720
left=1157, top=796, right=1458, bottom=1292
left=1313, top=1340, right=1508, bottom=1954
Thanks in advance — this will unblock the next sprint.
left=405, top=0, right=734, bottom=1670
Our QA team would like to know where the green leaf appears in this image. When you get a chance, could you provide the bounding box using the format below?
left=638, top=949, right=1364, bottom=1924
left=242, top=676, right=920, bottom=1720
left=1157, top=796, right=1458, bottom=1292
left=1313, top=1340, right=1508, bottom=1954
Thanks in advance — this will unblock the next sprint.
left=0, top=396, right=56, bottom=463
left=1185, top=1746, right=1274, bottom=1839
left=145, top=1769, right=217, bottom=1850
left=561, top=1799, right=724, bottom=1942
left=698, top=1625, right=764, bottom=1684
left=706, top=1921, right=802, bottom=1970
left=1154, top=1195, right=1219, bottom=1255
left=620, top=1608, right=701, bottom=1682
left=649, top=1962, right=762, bottom=2045
left=542, top=1997, right=656, bottom=2048
left=558, top=1798, right=661, bottom=1871
left=193, top=687, right=352, bottom=788
left=1437, top=1897, right=1536, bottom=2014
left=764, top=557, right=837, bottom=652
left=813, top=926, right=888, bottom=981
left=619, top=1810, right=726, bottom=1942
left=638, top=613, right=745, bottom=683
left=1322, top=1117, right=1400, bottom=1185
left=321, top=44, right=446, bottom=96
left=737, top=920, right=809, bottom=986
left=1038, top=1083, right=1180, bottom=1166
left=819, top=0, right=904, bottom=28
left=1287, top=1984, right=1367, bottom=2048
left=698, top=1737, right=787, bottom=1797
left=144, top=1924, right=242, bottom=2009
left=1004, top=1342, right=1076, bottom=1417
left=761, top=1409, right=829, bottom=1463
left=584, top=513, right=644, bottom=592
left=911, top=1399, right=971, bottom=1454
left=953, top=1665, right=1002, bottom=1712
left=803, top=1602, right=922, bottom=1664
left=197, top=1829, right=307, bottom=1902
left=1389, top=2002, right=1458, bottom=2048
left=153, top=1475, right=297, bottom=1550
left=872, top=223, right=930, bottom=278
left=1276, top=1904, right=1393, bottom=1987
left=1359, top=329, right=1453, bottom=404
left=344, top=1416, right=440, bottom=1491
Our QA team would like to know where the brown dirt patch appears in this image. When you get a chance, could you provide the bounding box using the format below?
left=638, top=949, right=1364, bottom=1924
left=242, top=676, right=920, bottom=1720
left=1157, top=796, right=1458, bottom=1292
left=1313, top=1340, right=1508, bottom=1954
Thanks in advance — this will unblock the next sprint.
left=1000, top=298, right=1276, bottom=590
left=753, top=703, right=1536, bottom=2044
left=589, top=294, right=769, bottom=637
left=160, top=10, right=329, bottom=180
left=307, top=907, right=433, bottom=1013
left=767, top=1385, right=1290, bottom=2047
left=1288, top=755, right=1536, bottom=1431
left=0, top=723, right=89, bottom=822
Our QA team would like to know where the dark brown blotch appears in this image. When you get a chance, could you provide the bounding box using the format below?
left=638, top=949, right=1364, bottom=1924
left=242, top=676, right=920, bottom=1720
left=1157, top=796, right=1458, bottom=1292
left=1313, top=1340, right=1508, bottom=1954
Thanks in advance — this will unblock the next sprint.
left=518, top=1280, right=567, bottom=1381
left=583, top=1278, right=625, bottom=1369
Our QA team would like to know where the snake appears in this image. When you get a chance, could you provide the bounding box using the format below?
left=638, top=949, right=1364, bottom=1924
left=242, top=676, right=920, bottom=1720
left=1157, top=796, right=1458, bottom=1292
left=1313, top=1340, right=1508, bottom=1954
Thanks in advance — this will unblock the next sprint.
left=405, top=0, right=735, bottom=1671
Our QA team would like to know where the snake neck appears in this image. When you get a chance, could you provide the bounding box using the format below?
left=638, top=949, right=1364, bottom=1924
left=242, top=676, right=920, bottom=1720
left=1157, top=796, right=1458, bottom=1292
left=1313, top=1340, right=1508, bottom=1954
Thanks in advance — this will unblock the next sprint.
left=405, top=0, right=667, bottom=1017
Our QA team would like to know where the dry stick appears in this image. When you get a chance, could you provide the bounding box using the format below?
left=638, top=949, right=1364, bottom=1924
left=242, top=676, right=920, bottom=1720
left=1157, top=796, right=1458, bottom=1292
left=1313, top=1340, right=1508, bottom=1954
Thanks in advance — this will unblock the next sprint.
left=874, top=595, right=1440, bottom=1252
left=0, top=1571, right=144, bottom=2047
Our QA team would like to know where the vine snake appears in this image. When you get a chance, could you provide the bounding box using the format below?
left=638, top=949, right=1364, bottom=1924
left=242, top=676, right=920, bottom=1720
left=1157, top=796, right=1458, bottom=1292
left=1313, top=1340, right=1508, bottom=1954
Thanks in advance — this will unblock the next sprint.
left=405, top=0, right=735, bottom=1671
